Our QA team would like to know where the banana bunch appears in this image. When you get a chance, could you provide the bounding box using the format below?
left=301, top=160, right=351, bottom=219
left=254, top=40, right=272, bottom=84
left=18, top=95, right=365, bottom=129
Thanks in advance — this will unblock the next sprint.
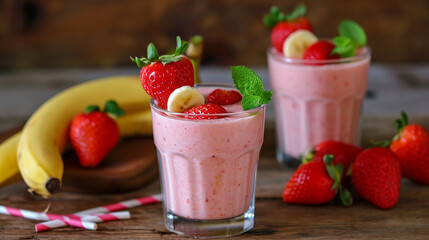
left=0, top=76, right=153, bottom=196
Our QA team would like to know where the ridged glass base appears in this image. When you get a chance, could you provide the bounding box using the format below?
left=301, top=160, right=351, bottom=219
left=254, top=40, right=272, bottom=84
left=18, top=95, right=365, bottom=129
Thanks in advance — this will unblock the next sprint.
left=164, top=207, right=254, bottom=239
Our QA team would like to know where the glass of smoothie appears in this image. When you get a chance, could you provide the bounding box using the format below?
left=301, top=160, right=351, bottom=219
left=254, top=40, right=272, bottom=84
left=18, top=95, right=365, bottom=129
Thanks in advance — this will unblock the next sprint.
left=151, top=84, right=266, bottom=238
left=267, top=47, right=371, bottom=166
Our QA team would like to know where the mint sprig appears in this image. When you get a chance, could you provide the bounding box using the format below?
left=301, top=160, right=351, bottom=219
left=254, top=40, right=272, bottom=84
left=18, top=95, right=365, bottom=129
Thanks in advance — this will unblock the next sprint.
left=130, top=36, right=188, bottom=67
left=263, top=4, right=307, bottom=29
left=231, top=66, right=272, bottom=111
left=331, top=20, right=367, bottom=58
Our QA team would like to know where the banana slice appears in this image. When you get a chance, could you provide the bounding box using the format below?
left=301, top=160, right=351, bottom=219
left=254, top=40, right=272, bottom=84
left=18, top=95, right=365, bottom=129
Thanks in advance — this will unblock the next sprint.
left=283, top=29, right=318, bottom=58
left=167, top=86, right=205, bottom=113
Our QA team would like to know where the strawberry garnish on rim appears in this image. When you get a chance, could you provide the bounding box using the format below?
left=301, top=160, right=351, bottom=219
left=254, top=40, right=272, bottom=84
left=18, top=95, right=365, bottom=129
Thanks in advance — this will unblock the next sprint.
left=303, top=40, right=340, bottom=61
left=131, top=36, right=194, bottom=109
left=263, top=4, right=313, bottom=53
left=184, top=103, right=227, bottom=120
left=207, top=89, right=242, bottom=105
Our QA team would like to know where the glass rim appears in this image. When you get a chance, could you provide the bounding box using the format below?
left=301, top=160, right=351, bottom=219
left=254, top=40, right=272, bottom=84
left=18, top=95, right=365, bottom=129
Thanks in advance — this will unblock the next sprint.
left=150, top=83, right=265, bottom=118
left=267, top=46, right=371, bottom=65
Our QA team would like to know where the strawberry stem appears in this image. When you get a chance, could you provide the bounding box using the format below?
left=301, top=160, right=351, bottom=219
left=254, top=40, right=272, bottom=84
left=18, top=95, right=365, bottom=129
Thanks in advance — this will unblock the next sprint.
left=131, top=36, right=189, bottom=67
left=263, top=4, right=307, bottom=28
left=324, top=154, right=343, bottom=191
left=104, top=100, right=125, bottom=117
left=147, top=43, right=159, bottom=62
left=85, top=105, right=100, bottom=114
left=371, top=111, right=409, bottom=147
left=338, top=185, right=353, bottom=207
left=301, top=150, right=315, bottom=164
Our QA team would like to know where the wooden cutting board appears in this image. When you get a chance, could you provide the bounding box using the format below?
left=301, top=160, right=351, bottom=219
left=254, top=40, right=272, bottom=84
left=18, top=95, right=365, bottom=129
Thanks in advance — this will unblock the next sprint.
left=0, top=126, right=159, bottom=194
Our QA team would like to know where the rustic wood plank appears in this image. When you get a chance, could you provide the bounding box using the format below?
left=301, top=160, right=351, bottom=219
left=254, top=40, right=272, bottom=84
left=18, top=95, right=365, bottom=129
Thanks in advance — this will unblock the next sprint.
left=1, top=116, right=429, bottom=239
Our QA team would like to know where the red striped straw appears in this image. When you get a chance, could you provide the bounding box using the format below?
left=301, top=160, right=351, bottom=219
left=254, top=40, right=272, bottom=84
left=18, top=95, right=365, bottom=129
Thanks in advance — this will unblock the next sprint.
left=0, top=205, right=97, bottom=231
left=35, top=211, right=130, bottom=232
left=37, top=193, right=162, bottom=231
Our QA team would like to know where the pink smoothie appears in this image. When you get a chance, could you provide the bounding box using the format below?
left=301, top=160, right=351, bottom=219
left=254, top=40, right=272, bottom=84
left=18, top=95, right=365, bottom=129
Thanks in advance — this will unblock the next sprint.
left=151, top=86, right=265, bottom=220
left=267, top=48, right=370, bottom=159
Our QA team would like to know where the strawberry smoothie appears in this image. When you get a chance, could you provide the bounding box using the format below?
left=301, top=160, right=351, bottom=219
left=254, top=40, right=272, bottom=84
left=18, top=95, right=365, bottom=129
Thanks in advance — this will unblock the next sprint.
left=267, top=47, right=370, bottom=163
left=151, top=85, right=265, bottom=236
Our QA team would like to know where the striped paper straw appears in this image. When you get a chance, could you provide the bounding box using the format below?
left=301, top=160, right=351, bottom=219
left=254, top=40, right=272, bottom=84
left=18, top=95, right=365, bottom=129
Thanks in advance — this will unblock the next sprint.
left=0, top=205, right=97, bottom=231
left=37, top=193, right=162, bottom=231
left=36, top=217, right=97, bottom=232
left=75, top=193, right=163, bottom=215
left=35, top=211, right=131, bottom=232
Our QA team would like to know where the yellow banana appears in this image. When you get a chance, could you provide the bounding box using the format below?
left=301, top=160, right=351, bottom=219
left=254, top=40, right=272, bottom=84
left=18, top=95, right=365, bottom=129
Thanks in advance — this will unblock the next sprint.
left=0, top=109, right=152, bottom=191
left=17, top=76, right=153, bottom=196
left=0, top=133, right=22, bottom=189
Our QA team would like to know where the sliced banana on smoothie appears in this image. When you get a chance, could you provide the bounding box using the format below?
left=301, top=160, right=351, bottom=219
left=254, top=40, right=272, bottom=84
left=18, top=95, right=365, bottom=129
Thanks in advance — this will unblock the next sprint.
left=283, top=29, right=318, bottom=58
left=167, top=86, right=205, bottom=113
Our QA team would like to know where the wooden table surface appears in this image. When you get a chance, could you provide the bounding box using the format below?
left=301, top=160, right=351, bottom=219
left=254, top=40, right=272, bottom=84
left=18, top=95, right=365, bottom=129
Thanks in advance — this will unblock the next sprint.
left=1, top=116, right=429, bottom=239
left=0, top=65, right=428, bottom=239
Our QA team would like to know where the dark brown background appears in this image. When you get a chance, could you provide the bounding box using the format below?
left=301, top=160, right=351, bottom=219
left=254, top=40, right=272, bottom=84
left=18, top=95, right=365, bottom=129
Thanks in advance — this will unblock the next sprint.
left=0, top=0, right=428, bottom=69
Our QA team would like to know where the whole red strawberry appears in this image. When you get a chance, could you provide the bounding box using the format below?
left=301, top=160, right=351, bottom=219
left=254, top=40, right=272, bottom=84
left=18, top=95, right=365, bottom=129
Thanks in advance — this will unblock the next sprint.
left=352, top=147, right=402, bottom=209
left=303, top=40, right=340, bottom=61
left=207, top=89, right=242, bottom=105
left=70, top=100, right=124, bottom=168
left=184, top=103, right=227, bottom=120
left=131, top=36, right=194, bottom=109
left=305, top=140, right=363, bottom=173
left=389, top=112, right=429, bottom=184
left=264, top=5, right=313, bottom=53
left=283, top=155, right=352, bottom=205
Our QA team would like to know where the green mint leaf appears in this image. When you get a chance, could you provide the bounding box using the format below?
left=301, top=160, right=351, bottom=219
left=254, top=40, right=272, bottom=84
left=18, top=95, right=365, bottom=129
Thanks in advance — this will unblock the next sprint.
left=331, top=36, right=357, bottom=58
left=231, top=66, right=272, bottom=110
left=241, top=91, right=273, bottom=110
left=241, top=95, right=263, bottom=111
left=231, top=66, right=264, bottom=96
left=104, top=100, right=125, bottom=117
left=147, top=43, right=159, bottom=62
left=285, top=3, right=306, bottom=21
left=261, top=90, right=273, bottom=103
left=339, top=20, right=367, bottom=46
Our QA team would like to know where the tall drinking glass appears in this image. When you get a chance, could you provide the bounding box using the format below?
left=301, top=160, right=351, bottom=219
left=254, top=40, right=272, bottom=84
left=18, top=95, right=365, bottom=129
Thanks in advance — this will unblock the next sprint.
left=267, top=47, right=371, bottom=166
left=151, top=84, right=266, bottom=238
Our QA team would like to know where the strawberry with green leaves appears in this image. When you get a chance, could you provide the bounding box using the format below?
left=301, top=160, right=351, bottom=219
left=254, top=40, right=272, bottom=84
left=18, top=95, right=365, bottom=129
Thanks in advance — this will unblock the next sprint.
left=283, top=155, right=352, bottom=206
left=131, top=36, right=194, bottom=109
left=377, top=112, right=429, bottom=185
left=303, top=140, right=363, bottom=173
left=263, top=4, right=313, bottom=53
left=70, top=100, right=124, bottom=168
left=352, top=147, right=402, bottom=209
